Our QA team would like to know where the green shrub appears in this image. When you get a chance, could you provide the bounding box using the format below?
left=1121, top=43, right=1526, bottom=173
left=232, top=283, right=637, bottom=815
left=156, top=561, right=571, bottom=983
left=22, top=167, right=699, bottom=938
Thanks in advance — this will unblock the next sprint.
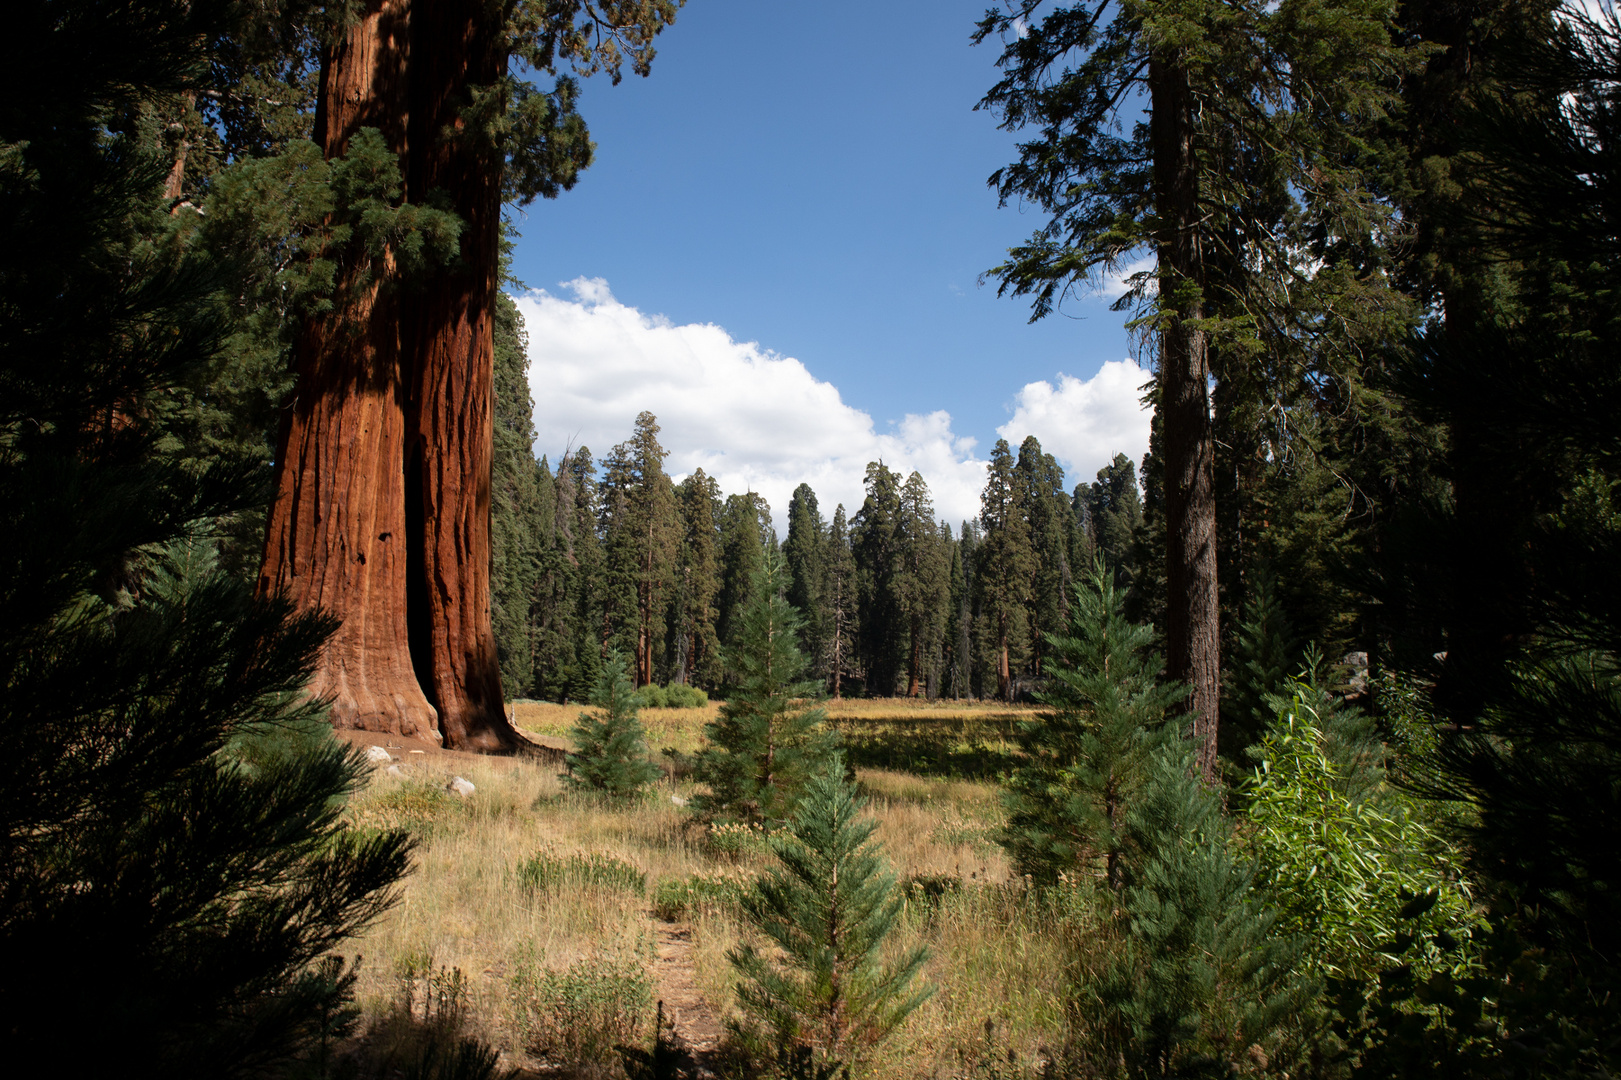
left=515, top=851, right=648, bottom=895
left=510, top=948, right=653, bottom=1069
left=635, top=682, right=708, bottom=709
left=652, top=870, right=752, bottom=921
left=1245, top=678, right=1478, bottom=980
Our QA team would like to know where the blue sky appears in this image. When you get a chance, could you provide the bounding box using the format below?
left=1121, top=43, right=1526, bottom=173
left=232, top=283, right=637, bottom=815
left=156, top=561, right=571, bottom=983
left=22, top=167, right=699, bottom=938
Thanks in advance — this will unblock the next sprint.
left=509, top=0, right=1152, bottom=524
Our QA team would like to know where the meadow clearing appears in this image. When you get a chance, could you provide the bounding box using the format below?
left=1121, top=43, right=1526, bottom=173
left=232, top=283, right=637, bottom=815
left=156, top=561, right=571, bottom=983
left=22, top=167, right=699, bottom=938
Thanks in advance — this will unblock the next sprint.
left=339, top=697, right=1087, bottom=1078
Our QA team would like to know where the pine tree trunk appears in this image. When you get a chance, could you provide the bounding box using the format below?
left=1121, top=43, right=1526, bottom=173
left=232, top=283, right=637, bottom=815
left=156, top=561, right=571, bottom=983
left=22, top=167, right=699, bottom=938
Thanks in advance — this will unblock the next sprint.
left=1150, top=52, right=1220, bottom=782
left=258, top=0, right=439, bottom=742
left=402, top=0, right=518, bottom=750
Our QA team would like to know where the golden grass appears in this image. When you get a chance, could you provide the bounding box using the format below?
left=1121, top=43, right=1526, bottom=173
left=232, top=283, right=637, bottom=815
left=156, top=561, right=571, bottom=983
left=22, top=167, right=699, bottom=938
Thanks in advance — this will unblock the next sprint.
left=343, top=710, right=1068, bottom=1077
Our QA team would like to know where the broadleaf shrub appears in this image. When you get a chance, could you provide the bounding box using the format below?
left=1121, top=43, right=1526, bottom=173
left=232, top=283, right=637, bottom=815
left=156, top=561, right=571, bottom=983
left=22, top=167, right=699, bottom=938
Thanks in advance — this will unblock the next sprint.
left=1244, top=679, right=1478, bottom=979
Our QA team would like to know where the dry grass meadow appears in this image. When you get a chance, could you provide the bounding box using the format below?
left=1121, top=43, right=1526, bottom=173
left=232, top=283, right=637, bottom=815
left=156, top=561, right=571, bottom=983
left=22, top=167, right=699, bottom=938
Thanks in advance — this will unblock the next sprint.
left=340, top=697, right=1080, bottom=1078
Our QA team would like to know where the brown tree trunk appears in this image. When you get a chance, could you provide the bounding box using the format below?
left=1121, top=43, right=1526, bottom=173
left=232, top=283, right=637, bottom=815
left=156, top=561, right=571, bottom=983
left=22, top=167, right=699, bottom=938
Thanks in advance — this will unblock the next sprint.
left=1150, top=53, right=1220, bottom=782
left=258, top=0, right=440, bottom=742
left=997, top=613, right=1011, bottom=703
left=906, top=619, right=922, bottom=697
left=401, top=0, right=518, bottom=751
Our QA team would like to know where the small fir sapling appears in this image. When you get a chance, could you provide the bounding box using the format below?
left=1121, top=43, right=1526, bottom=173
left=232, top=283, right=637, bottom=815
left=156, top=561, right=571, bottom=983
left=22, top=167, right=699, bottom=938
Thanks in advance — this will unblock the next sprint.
left=692, top=549, right=838, bottom=826
left=1097, top=741, right=1308, bottom=1077
left=728, top=754, right=932, bottom=1069
left=1000, top=561, right=1186, bottom=887
left=565, top=651, right=661, bottom=796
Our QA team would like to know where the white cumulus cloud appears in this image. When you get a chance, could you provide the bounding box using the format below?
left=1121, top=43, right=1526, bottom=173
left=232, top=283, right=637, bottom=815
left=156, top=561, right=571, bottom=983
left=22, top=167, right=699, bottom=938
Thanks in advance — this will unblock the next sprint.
left=996, top=360, right=1153, bottom=487
left=515, top=279, right=992, bottom=527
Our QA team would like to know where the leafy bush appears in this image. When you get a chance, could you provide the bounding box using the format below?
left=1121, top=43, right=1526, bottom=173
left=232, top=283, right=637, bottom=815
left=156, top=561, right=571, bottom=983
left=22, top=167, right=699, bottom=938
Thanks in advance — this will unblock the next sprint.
left=510, top=948, right=653, bottom=1070
left=634, top=683, right=708, bottom=709
left=516, top=850, right=648, bottom=895
left=1244, top=679, right=1478, bottom=980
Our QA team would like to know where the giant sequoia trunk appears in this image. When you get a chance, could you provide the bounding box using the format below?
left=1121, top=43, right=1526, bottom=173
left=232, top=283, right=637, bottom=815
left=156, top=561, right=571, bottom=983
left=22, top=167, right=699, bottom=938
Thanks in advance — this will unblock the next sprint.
left=1150, top=53, right=1221, bottom=781
left=401, top=0, right=514, bottom=750
left=259, top=0, right=519, bottom=750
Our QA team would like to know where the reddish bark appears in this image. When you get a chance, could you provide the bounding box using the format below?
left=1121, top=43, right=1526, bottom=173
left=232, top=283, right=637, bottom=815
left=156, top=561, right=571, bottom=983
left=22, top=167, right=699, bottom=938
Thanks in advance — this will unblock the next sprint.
left=260, top=0, right=522, bottom=751
left=259, top=0, right=440, bottom=741
left=401, top=0, right=518, bottom=750
left=1150, top=53, right=1221, bottom=782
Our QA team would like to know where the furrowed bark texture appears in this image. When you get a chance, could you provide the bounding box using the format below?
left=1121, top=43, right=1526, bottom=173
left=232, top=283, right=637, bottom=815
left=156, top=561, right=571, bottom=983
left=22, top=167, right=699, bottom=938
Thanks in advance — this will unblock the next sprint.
left=1150, top=53, right=1221, bottom=781
left=403, top=0, right=516, bottom=750
left=259, top=0, right=439, bottom=742
left=260, top=0, right=520, bottom=750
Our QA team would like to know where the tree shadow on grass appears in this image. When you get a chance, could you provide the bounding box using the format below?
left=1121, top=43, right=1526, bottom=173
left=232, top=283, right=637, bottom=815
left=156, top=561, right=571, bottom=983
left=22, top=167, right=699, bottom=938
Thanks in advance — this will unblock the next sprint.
left=829, top=714, right=1023, bottom=780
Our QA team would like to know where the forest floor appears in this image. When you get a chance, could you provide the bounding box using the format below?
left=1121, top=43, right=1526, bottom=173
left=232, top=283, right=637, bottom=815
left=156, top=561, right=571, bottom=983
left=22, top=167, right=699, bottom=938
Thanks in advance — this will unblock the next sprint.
left=337, top=697, right=1076, bottom=1079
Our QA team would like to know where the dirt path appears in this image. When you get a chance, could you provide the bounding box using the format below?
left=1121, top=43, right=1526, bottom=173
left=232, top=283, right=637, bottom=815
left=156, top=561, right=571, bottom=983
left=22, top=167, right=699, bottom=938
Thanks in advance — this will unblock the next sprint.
left=649, top=918, right=725, bottom=1076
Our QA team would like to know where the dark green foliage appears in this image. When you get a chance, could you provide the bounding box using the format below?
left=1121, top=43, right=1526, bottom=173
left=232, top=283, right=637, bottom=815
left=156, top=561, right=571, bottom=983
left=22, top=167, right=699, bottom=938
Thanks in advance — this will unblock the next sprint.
left=491, top=291, right=545, bottom=697
left=673, top=468, right=725, bottom=689
left=718, top=491, right=772, bottom=654
left=637, top=681, right=708, bottom=708
left=1221, top=563, right=1295, bottom=761
left=728, top=754, right=932, bottom=1068
left=1015, top=436, right=1075, bottom=681
left=1087, top=454, right=1144, bottom=591
left=0, top=4, right=412, bottom=1068
left=823, top=503, right=862, bottom=698
left=975, top=439, right=1036, bottom=701
left=1001, top=562, right=1186, bottom=887
left=565, top=652, right=661, bottom=797
left=1091, top=743, right=1306, bottom=1078
left=785, top=482, right=829, bottom=668
left=852, top=462, right=906, bottom=695
left=692, top=551, right=839, bottom=826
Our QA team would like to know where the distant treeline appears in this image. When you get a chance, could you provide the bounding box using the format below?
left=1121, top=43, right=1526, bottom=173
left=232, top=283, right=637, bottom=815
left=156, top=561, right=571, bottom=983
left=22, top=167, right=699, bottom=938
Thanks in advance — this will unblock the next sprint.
left=490, top=320, right=1145, bottom=702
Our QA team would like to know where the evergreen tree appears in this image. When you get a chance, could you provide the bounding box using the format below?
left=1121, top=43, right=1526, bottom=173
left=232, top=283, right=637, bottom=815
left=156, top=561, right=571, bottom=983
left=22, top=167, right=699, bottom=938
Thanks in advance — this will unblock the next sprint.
left=784, top=482, right=829, bottom=671
left=945, top=523, right=975, bottom=699
left=1089, top=453, right=1145, bottom=589
left=490, top=291, right=544, bottom=697
left=1220, top=562, right=1296, bottom=761
left=1340, top=15, right=1621, bottom=1071
left=718, top=491, right=771, bottom=656
left=0, top=3, right=413, bottom=1066
left=1015, top=436, right=1073, bottom=682
left=896, top=471, right=950, bottom=698
left=692, top=551, right=838, bottom=826
left=974, top=439, right=1035, bottom=701
left=674, top=469, right=724, bottom=689
left=977, top=0, right=1420, bottom=778
left=565, top=447, right=607, bottom=702
left=823, top=504, right=862, bottom=700
left=1094, top=743, right=1304, bottom=1077
left=729, top=754, right=932, bottom=1069
left=565, top=652, right=661, bottom=796
left=853, top=462, right=906, bottom=695
left=599, top=413, right=680, bottom=686
left=1001, top=563, right=1186, bottom=887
